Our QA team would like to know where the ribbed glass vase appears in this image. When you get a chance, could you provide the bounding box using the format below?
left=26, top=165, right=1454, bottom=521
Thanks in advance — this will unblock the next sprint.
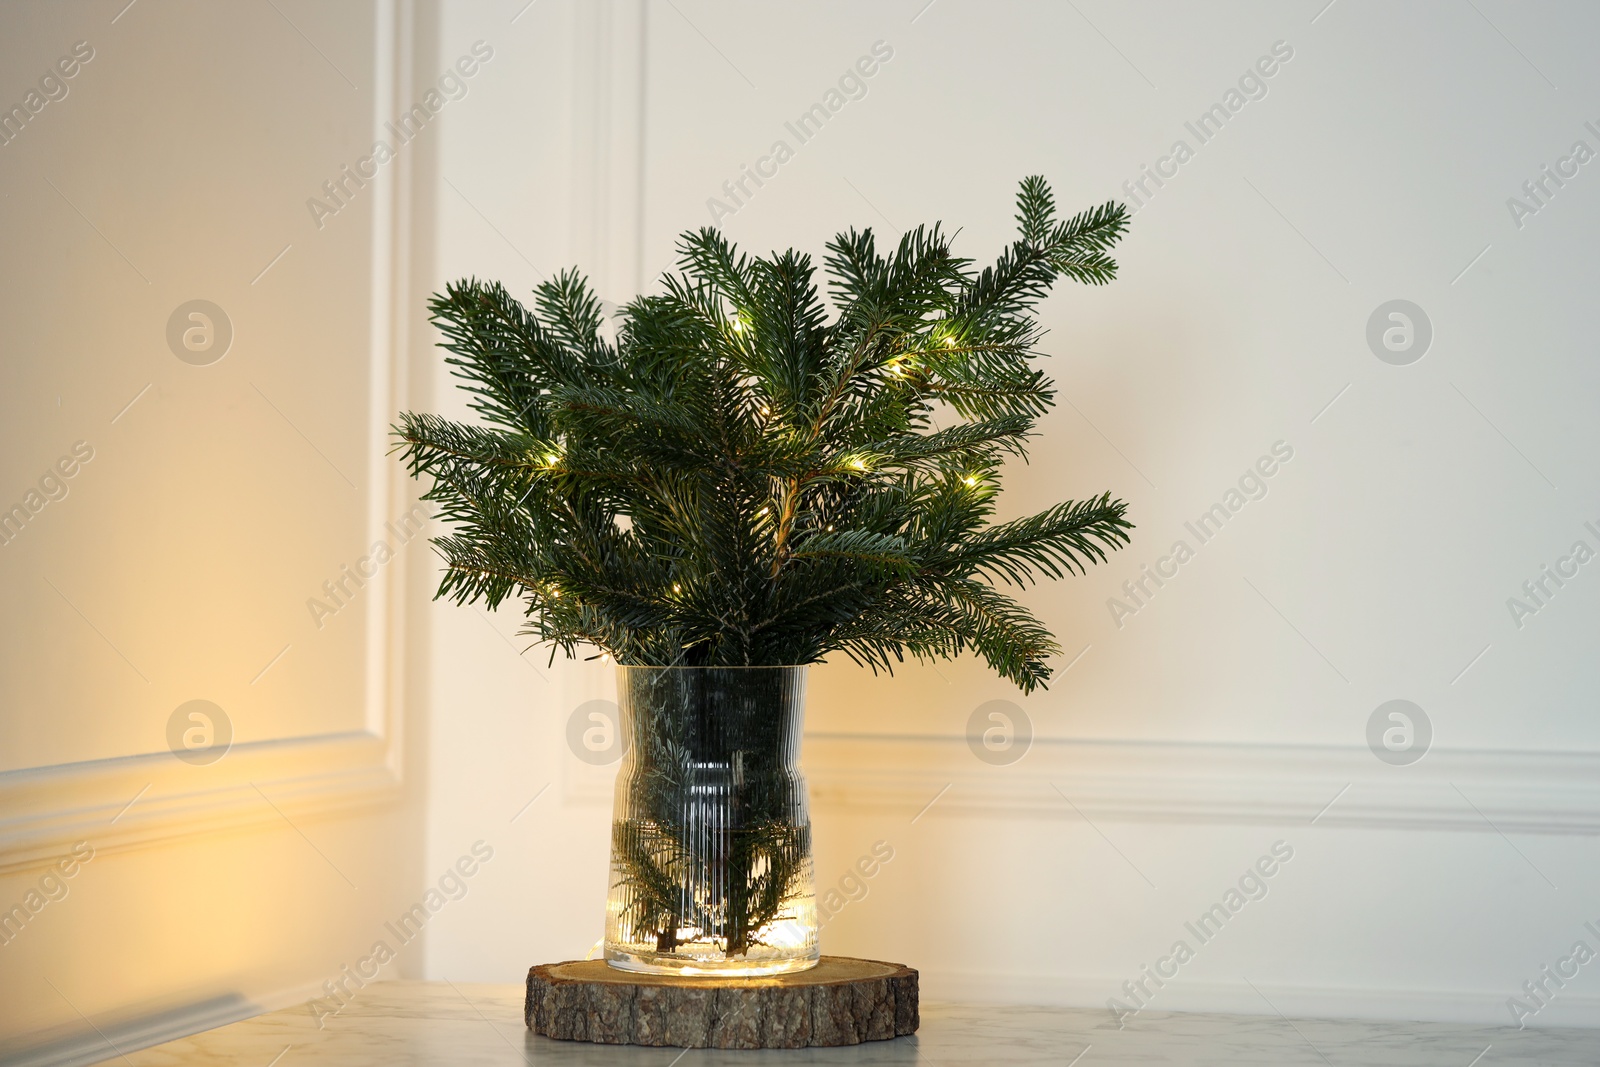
left=604, top=665, right=819, bottom=976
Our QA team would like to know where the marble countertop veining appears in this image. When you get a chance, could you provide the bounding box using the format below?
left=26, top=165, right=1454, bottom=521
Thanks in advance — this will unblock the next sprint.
left=114, top=981, right=1596, bottom=1066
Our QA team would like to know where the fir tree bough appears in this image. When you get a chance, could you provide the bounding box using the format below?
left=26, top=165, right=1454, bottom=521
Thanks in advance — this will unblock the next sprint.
left=395, top=176, right=1134, bottom=692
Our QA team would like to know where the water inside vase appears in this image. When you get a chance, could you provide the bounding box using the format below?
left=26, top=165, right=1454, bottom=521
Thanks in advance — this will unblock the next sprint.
left=603, top=665, right=819, bottom=976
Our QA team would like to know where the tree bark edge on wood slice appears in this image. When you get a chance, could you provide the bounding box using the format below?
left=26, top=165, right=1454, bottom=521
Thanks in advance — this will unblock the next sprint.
left=525, top=956, right=919, bottom=1048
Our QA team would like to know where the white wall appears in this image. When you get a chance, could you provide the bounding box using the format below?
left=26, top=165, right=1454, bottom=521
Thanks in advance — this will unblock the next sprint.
left=415, top=0, right=619, bottom=984
left=0, top=2, right=437, bottom=1062
left=418, top=0, right=1600, bottom=1029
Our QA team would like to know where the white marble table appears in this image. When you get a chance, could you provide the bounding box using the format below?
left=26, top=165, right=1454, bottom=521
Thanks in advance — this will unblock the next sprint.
left=119, top=981, right=1595, bottom=1065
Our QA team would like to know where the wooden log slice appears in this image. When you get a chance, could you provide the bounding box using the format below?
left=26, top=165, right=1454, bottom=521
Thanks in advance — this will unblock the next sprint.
left=525, top=956, right=918, bottom=1048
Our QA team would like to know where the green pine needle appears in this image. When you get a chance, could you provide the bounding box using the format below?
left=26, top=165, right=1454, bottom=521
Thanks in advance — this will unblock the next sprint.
left=393, top=177, right=1134, bottom=692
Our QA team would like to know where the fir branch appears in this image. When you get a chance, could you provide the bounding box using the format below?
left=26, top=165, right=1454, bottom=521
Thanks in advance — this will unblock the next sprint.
left=397, top=176, right=1135, bottom=690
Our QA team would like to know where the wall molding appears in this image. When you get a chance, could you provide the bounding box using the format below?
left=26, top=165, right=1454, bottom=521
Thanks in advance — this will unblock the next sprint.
left=803, top=734, right=1600, bottom=835
left=0, top=733, right=398, bottom=876
left=568, top=0, right=647, bottom=304
left=0, top=0, right=413, bottom=875
left=561, top=732, right=1600, bottom=835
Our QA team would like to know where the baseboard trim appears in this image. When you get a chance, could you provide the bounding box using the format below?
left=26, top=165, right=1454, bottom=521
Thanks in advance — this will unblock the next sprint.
left=0, top=995, right=257, bottom=1067
left=923, top=968, right=1600, bottom=1028
left=0, top=974, right=339, bottom=1067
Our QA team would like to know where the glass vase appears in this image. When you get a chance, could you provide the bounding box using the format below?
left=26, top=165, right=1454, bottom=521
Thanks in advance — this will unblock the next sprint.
left=604, top=665, right=819, bottom=976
